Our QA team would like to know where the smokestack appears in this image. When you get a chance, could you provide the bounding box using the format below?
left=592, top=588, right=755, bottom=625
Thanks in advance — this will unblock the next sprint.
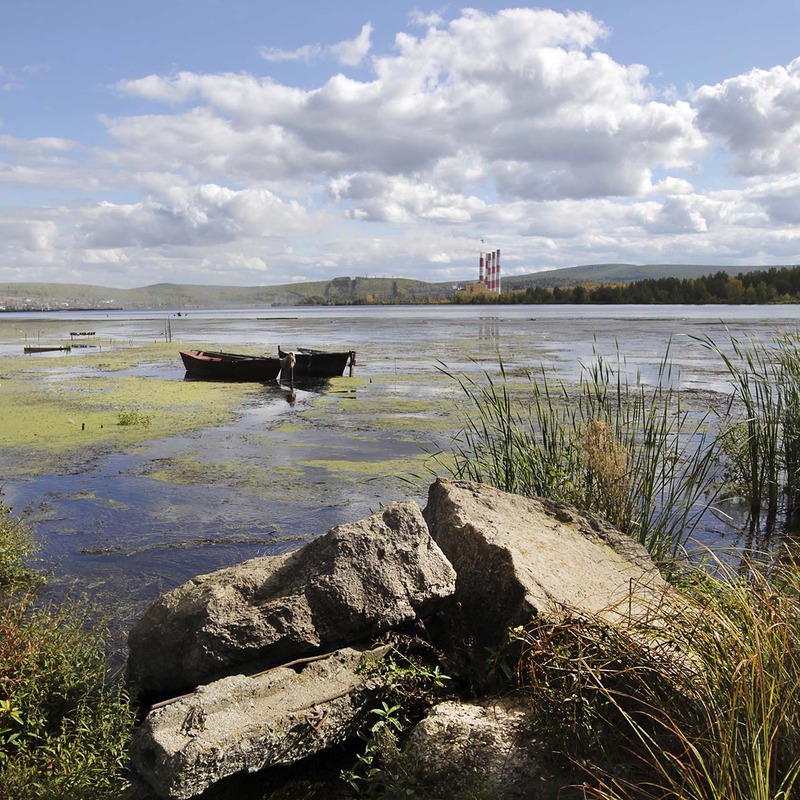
left=479, top=252, right=485, bottom=285
left=489, top=251, right=495, bottom=291
left=496, top=249, right=501, bottom=294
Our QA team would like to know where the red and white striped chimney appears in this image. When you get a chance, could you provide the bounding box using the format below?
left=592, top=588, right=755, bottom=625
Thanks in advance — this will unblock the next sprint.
left=479, top=252, right=485, bottom=285
left=496, top=249, right=501, bottom=293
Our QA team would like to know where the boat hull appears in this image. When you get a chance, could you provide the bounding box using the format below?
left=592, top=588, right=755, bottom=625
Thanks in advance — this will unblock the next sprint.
left=180, top=350, right=283, bottom=382
left=278, top=347, right=353, bottom=377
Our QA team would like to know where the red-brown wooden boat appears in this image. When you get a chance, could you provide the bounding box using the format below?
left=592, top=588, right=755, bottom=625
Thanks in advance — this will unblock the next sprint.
left=180, top=349, right=286, bottom=382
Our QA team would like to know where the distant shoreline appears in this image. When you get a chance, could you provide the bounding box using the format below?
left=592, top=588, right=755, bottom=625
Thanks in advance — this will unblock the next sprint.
left=1, top=263, right=797, bottom=311
left=0, top=307, right=125, bottom=314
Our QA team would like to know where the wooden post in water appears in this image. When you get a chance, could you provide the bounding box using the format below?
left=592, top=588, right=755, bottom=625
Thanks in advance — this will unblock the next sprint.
left=349, top=351, right=356, bottom=377
left=286, top=351, right=296, bottom=404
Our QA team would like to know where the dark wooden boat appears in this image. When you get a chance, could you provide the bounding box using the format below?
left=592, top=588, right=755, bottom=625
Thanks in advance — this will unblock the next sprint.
left=278, top=347, right=354, bottom=378
left=24, top=345, right=71, bottom=353
left=180, top=350, right=286, bottom=382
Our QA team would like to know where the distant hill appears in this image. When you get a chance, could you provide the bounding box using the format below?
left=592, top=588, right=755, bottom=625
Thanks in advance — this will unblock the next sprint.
left=0, top=276, right=443, bottom=311
left=0, top=264, right=780, bottom=310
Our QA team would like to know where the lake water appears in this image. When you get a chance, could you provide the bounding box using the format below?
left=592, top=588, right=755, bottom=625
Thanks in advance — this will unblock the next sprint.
left=4, top=303, right=800, bottom=639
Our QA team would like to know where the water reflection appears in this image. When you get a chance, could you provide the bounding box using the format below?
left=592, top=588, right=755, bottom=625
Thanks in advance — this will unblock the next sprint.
left=279, top=376, right=332, bottom=394
left=478, top=316, right=500, bottom=340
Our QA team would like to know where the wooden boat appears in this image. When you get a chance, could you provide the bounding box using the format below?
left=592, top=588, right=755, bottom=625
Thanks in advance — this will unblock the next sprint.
left=24, top=345, right=71, bottom=353
left=180, top=349, right=286, bottom=382
left=278, top=347, right=354, bottom=378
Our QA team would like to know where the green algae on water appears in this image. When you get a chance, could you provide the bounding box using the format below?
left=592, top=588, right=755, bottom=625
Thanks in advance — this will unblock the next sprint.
left=0, top=345, right=261, bottom=474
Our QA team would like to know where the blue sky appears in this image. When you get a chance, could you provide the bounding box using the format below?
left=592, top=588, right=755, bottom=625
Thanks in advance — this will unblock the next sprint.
left=2, top=1, right=800, bottom=287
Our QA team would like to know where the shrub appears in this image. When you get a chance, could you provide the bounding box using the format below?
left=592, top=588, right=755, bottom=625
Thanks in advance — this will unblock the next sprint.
left=0, top=500, right=41, bottom=595
left=0, top=504, right=134, bottom=799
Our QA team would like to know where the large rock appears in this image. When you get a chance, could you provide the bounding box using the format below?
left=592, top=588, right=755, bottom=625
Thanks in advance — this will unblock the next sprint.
left=131, top=645, right=390, bottom=800
left=128, top=501, right=456, bottom=702
left=423, top=478, right=668, bottom=647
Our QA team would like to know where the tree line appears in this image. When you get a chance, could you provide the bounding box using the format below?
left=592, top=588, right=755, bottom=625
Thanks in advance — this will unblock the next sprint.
left=453, top=265, right=800, bottom=305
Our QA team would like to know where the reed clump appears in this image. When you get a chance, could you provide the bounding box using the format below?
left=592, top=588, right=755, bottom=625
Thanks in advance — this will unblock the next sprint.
left=580, top=418, right=632, bottom=531
left=440, top=345, right=717, bottom=562
left=513, top=555, right=800, bottom=800
left=696, top=330, right=800, bottom=530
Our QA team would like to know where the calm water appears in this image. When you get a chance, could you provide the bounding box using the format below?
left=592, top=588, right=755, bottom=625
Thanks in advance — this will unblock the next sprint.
left=5, top=303, right=800, bottom=636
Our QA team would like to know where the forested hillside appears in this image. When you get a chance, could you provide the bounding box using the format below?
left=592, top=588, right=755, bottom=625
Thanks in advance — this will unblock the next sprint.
left=456, top=266, right=800, bottom=304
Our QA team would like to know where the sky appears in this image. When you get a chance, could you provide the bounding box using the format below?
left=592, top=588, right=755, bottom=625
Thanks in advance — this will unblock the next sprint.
left=3, top=1, right=800, bottom=289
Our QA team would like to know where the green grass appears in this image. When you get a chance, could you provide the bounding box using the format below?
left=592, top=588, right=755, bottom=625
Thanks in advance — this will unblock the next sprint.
left=437, top=332, right=800, bottom=557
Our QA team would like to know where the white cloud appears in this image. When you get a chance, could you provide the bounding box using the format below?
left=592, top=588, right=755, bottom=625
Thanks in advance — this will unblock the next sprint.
left=0, top=218, right=58, bottom=251
left=640, top=196, right=712, bottom=234
left=0, top=63, right=47, bottom=91
left=330, top=23, right=373, bottom=66
left=82, top=249, right=130, bottom=264
left=258, top=23, right=372, bottom=67
left=259, top=44, right=324, bottom=63
left=78, top=184, right=311, bottom=249
left=749, top=176, right=800, bottom=224
left=331, top=172, right=486, bottom=223
left=409, top=9, right=442, bottom=27
left=0, top=135, right=79, bottom=155
left=112, top=8, right=705, bottom=205
left=693, top=57, right=800, bottom=177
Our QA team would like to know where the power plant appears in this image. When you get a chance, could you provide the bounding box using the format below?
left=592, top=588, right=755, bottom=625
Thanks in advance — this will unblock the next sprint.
left=478, top=248, right=502, bottom=294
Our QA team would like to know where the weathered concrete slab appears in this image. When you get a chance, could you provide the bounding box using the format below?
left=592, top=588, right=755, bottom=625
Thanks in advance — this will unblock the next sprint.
left=423, top=478, right=668, bottom=646
left=403, top=699, right=573, bottom=800
left=130, top=645, right=391, bottom=800
left=127, top=501, right=456, bottom=701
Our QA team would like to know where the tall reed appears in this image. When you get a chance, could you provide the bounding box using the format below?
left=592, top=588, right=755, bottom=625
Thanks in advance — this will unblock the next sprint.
left=778, top=331, right=800, bottom=515
left=440, top=360, right=581, bottom=502
left=577, top=346, right=718, bottom=558
left=441, top=345, right=718, bottom=562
